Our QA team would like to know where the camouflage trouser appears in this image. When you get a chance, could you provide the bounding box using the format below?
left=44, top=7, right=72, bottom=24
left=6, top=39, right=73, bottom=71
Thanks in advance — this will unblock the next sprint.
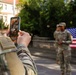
left=58, top=47, right=71, bottom=75
left=54, top=43, right=60, bottom=62
left=56, top=50, right=59, bottom=64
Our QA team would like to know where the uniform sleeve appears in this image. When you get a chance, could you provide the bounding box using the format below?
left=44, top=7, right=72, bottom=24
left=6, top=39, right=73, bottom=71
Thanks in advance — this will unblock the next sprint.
left=62, top=31, right=72, bottom=44
left=17, top=45, right=38, bottom=75
left=53, top=31, right=56, bottom=39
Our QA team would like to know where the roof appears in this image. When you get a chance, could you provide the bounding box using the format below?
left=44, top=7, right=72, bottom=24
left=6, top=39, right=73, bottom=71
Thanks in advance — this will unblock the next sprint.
left=0, top=0, right=19, bottom=4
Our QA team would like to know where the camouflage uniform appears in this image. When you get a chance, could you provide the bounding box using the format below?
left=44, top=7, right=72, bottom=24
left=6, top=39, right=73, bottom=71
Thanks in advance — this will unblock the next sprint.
left=17, top=45, right=38, bottom=75
left=0, top=33, right=38, bottom=75
left=54, top=30, right=61, bottom=62
left=54, top=24, right=61, bottom=63
left=57, top=29, right=72, bottom=75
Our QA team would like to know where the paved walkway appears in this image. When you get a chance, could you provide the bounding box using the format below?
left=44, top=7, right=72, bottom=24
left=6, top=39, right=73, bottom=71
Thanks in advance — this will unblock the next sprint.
left=33, top=56, right=76, bottom=75
left=29, top=47, right=76, bottom=64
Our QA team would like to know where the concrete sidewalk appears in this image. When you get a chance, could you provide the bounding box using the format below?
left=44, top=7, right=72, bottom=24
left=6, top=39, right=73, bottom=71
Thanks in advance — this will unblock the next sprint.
left=29, top=47, right=76, bottom=64
left=29, top=47, right=56, bottom=59
left=33, top=56, right=76, bottom=75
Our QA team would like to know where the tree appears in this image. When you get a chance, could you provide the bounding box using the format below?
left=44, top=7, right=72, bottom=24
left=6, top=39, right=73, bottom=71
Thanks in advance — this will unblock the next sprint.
left=0, top=19, right=5, bottom=29
left=72, top=0, right=76, bottom=27
left=18, top=0, right=42, bottom=35
left=18, top=0, right=75, bottom=39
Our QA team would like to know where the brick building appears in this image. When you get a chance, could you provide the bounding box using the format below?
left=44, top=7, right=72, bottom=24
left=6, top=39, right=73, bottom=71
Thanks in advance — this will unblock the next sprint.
left=0, top=0, right=19, bottom=26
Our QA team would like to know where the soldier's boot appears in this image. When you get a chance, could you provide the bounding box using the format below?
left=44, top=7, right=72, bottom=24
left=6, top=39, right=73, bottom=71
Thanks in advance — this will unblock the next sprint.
left=61, top=73, right=64, bottom=75
left=61, top=71, right=65, bottom=75
left=66, top=73, right=71, bottom=75
left=66, top=69, right=71, bottom=75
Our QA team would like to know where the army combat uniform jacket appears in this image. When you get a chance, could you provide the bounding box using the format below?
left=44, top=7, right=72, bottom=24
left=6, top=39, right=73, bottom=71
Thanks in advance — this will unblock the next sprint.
left=56, top=29, right=72, bottom=75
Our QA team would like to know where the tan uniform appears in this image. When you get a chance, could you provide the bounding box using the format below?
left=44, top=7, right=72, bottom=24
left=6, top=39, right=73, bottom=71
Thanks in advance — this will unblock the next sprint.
left=54, top=30, right=61, bottom=62
left=56, top=30, right=72, bottom=75
left=0, top=34, right=37, bottom=75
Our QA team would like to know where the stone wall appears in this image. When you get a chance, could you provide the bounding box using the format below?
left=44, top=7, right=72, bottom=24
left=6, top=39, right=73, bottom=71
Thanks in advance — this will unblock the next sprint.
left=32, top=36, right=54, bottom=49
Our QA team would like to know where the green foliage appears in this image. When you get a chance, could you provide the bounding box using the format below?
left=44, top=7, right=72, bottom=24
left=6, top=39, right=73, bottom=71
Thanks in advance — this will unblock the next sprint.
left=0, top=19, right=8, bottom=30
left=0, top=19, right=5, bottom=29
left=18, top=0, right=76, bottom=39
left=19, top=1, right=40, bottom=34
left=72, top=0, right=76, bottom=27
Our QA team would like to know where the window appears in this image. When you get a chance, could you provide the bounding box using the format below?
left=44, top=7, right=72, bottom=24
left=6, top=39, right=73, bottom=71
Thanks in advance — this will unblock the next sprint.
left=0, top=4, right=3, bottom=9
left=12, top=5, right=13, bottom=10
left=5, top=4, right=7, bottom=10
left=5, top=16, right=7, bottom=22
left=0, top=16, right=3, bottom=20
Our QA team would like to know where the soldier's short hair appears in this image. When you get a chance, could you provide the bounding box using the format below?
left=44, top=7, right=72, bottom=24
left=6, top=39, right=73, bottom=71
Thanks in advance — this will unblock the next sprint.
left=59, top=22, right=66, bottom=27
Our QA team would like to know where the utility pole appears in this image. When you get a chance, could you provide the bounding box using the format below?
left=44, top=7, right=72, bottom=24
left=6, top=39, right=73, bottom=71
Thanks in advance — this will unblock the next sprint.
left=13, top=0, right=16, bottom=16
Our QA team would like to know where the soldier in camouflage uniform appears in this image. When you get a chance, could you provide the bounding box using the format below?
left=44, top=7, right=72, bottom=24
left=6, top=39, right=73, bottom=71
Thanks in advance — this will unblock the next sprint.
left=54, top=24, right=61, bottom=64
left=0, top=31, right=38, bottom=75
left=56, top=22, right=72, bottom=75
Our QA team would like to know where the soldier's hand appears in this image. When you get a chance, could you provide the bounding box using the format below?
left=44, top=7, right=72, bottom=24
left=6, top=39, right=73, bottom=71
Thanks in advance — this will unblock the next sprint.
left=57, top=41, right=62, bottom=45
left=17, top=31, right=31, bottom=47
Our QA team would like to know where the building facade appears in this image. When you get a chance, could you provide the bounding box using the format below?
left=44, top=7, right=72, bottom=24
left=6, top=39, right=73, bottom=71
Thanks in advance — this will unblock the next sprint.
left=0, top=0, right=19, bottom=26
